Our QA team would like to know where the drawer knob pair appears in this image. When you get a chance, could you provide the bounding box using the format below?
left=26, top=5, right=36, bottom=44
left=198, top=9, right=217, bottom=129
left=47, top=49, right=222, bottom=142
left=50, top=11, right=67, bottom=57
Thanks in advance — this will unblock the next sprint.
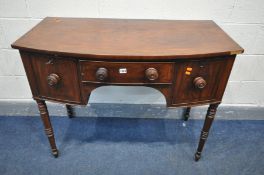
left=95, top=67, right=159, bottom=81
left=47, top=73, right=60, bottom=86
left=193, top=77, right=206, bottom=89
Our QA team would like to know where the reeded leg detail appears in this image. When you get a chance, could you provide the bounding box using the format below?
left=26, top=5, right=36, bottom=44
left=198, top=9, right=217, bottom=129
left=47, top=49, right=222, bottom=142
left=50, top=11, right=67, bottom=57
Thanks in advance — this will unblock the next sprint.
left=194, top=103, right=219, bottom=161
left=36, top=99, right=59, bottom=158
left=66, top=104, right=75, bottom=118
left=184, top=107, right=191, bottom=121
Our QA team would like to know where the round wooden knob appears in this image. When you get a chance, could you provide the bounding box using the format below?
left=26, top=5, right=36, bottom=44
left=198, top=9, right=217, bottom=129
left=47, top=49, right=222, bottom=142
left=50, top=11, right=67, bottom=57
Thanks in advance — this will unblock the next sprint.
left=47, top=73, right=60, bottom=86
left=193, top=77, right=206, bottom=89
left=96, top=67, right=108, bottom=81
left=145, top=68, right=159, bottom=81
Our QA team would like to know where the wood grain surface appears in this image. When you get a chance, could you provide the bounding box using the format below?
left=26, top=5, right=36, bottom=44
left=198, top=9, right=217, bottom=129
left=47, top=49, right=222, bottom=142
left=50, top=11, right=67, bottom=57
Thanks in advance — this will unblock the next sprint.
left=12, top=17, right=243, bottom=60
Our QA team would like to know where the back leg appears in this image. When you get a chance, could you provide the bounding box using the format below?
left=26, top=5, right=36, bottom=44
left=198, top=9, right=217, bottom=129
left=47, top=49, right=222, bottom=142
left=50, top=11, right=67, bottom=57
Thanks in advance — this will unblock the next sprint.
left=184, top=107, right=191, bottom=121
left=66, top=105, right=75, bottom=118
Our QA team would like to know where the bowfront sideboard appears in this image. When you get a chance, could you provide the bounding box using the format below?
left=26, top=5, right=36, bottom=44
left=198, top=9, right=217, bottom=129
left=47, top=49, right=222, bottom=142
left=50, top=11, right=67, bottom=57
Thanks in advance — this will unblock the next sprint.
left=11, top=17, right=243, bottom=161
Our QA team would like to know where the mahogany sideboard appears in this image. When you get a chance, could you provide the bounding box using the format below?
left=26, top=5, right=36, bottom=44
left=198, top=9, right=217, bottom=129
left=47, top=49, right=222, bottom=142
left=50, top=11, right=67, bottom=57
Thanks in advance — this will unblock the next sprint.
left=11, top=17, right=244, bottom=161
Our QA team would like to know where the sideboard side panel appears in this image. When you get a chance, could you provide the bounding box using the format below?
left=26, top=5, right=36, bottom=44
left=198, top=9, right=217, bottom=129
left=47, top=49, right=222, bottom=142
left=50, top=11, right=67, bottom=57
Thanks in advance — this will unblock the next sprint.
left=19, top=51, right=39, bottom=97
left=214, top=56, right=236, bottom=101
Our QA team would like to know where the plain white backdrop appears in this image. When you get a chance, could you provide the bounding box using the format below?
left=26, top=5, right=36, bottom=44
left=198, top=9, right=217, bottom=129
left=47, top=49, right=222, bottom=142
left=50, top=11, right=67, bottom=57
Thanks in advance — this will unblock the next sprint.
left=0, top=0, right=264, bottom=106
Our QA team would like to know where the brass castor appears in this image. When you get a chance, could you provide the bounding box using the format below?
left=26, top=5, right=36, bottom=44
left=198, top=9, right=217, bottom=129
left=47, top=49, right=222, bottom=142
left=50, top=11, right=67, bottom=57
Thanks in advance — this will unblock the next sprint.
left=184, top=114, right=190, bottom=121
left=184, top=107, right=191, bottom=121
left=52, top=150, right=59, bottom=158
left=194, top=152, right=201, bottom=161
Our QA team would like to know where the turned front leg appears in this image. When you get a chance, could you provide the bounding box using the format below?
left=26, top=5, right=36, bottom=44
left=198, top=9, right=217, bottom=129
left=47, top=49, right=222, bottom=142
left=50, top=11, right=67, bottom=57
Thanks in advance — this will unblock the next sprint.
left=66, top=104, right=75, bottom=118
left=36, top=99, right=59, bottom=157
left=194, top=103, right=219, bottom=161
left=184, top=107, right=191, bottom=121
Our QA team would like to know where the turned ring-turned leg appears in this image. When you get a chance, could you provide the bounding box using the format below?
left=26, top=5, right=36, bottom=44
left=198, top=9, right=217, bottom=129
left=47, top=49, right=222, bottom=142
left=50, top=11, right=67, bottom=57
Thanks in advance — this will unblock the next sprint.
left=66, top=104, right=75, bottom=118
left=184, top=107, right=191, bottom=121
left=36, top=99, right=59, bottom=158
left=194, top=103, right=219, bottom=161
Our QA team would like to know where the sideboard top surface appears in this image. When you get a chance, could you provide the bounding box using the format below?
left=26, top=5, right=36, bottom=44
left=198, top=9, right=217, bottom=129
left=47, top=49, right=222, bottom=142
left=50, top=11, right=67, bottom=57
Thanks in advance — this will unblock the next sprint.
left=12, top=17, right=243, bottom=60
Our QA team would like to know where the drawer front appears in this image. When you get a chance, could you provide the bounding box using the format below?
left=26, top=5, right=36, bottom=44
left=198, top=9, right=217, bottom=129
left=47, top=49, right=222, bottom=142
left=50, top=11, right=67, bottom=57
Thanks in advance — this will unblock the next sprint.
left=80, top=61, right=174, bottom=84
left=172, top=57, right=235, bottom=105
left=31, top=54, right=81, bottom=103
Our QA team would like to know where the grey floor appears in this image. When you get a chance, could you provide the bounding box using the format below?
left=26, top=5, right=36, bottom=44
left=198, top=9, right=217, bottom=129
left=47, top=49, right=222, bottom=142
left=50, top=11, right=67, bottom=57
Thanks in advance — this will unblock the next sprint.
left=0, top=104, right=263, bottom=175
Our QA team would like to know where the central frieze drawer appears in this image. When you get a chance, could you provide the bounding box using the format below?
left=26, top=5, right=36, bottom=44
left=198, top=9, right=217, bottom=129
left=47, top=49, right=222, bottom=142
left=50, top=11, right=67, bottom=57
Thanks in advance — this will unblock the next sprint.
left=79, top=61, right=174, bottom=84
